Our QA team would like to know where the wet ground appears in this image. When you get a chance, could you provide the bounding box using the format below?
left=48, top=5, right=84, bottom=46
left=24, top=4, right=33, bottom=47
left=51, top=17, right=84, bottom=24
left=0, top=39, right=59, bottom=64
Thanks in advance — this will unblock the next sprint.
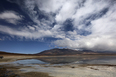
left=1, top=56, right=116, bottom=77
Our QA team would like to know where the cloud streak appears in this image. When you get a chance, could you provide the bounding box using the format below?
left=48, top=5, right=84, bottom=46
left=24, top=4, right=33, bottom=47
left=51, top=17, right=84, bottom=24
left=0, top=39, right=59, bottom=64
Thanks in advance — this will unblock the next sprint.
left=0, top=11, right=22, bottom=25
left=0, top=0, right=116, bottom=51
left=0, top=25, right=53, bottom=39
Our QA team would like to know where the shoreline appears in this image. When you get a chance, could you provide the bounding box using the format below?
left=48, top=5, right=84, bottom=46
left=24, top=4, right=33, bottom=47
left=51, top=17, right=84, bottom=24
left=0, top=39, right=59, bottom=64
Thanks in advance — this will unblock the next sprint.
left=1, top=54, right=116, bottom=63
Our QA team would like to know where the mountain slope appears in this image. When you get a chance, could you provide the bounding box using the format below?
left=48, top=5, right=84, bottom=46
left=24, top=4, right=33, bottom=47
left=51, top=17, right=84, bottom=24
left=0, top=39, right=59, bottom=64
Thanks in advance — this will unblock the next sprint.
left=36, top=48, right=98, bottom=56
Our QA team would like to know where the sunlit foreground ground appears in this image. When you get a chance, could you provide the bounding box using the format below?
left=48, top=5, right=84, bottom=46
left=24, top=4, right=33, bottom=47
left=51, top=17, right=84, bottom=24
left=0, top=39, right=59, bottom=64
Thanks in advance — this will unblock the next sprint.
left=0, top=55, right=116, bottom=77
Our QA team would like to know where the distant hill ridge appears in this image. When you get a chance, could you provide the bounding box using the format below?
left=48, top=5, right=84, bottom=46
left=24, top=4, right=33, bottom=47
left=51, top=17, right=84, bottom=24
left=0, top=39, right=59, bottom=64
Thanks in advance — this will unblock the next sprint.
left=0, top=51, right=16, bottom=54
left=1, top=48, right=116, bottom=56
left=36, top=48, right=99, bottom=56
left=0, top=51, right=31, bottom=55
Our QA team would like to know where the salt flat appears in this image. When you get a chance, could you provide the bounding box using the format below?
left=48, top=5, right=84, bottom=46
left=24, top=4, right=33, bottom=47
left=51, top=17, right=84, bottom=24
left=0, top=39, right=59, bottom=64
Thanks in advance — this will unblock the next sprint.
left=1, top=56, right=116, bottom=77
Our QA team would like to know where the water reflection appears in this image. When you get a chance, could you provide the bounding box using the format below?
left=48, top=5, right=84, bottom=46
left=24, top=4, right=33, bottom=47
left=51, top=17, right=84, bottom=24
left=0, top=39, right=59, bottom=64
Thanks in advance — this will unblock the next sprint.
left=37, top=56, right=98, bottom=64
left=37, top=56, right=116, bottom=65
left=12, top=59, right=48, bottom=65
left=12, top=56, right=116, bottom=65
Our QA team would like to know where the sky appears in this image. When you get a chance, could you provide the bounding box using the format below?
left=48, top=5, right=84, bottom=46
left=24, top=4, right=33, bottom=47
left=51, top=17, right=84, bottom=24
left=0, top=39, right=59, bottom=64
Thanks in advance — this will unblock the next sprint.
left=0, top=0, right=116, bottom=54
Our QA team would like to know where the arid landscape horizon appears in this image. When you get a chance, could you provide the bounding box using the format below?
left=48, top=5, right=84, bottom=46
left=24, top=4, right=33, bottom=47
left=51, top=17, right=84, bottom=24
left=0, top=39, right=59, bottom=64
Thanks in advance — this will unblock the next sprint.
left=0, top=0, right=116, bottom=77
left=1, top=48, right=116, bottom=77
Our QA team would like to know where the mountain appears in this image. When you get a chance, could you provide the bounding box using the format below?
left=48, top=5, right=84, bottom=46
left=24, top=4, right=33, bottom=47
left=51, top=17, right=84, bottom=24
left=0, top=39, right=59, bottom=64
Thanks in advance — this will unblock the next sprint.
left=36, top=48, right=99, bottom=56
left=1, top=48, right=116, bottom=56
